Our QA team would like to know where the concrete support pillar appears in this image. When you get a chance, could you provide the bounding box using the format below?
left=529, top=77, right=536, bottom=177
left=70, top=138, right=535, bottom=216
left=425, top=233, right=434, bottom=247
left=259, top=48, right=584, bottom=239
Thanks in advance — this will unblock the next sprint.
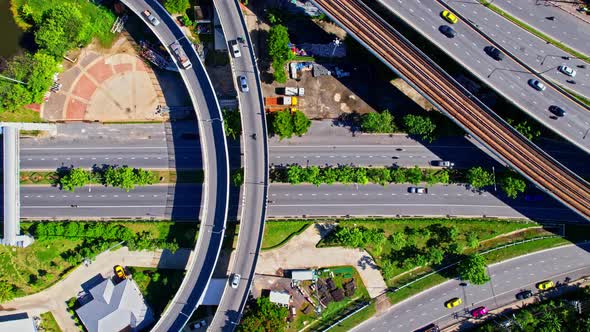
left=3, top=126, right=19, bottom=246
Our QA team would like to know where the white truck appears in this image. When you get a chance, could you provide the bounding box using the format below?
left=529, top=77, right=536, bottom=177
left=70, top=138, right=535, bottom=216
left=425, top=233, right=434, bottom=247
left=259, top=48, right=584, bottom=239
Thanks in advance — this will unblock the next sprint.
left=281, top=87, right=305, bottom=96
left=169, top=41, right=192, bottom=69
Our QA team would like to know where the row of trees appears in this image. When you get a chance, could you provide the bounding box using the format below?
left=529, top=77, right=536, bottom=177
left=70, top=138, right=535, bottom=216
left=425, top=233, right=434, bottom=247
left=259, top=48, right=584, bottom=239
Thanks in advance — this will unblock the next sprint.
left=271, top=109, right=312, bottom=139
left=58, top=166, right=156, bottom=192
left=360, top=112, right=437, bottom=142
left=222, top=108, right=242, bottom=140
left=31, top=221, right=179, bottom=266
left=274, top=165, right=450, bottom=186
left=267, top=24, right=294, bottom=83
left=467, top=167, right=527, bottom=198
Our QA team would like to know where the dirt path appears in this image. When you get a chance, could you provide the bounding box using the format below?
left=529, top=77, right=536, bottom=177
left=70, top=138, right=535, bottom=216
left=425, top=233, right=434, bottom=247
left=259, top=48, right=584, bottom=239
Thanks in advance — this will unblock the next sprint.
left=256, top=224, right=388, bottom=298
left=0, top=247, right=191, bottom=332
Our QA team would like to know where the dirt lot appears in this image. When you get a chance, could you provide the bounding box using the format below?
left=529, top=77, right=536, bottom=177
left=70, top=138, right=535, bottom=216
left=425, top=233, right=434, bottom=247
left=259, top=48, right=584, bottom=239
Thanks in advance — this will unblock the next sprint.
left=243, top=1, right=433, bottom=120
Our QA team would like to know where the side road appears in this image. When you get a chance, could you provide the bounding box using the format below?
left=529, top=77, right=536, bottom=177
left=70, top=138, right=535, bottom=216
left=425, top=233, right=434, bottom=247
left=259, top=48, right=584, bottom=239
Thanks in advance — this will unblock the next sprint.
left=0, top=247, right=192, bottom=332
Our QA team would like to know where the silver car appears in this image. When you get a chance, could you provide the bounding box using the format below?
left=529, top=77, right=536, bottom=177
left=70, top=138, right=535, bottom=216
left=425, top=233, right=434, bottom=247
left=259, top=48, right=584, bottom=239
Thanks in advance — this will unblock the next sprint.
left=408, top=187, right=428, bottom=194
left=231, top=274, right=241, bottom=288
left=239, top=76, right=249, bottom=92
left=528, top=79, right=546, bottom=91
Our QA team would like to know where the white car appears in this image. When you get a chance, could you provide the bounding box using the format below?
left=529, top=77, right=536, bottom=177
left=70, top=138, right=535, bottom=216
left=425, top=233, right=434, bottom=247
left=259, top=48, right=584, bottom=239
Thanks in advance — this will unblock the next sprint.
left=528, top=79, right=546, bottom=91
left=239, top=76, right=249, bottom=92
left=230, top=40, right=241, bottom=58
left=231, top=274, right=241, bottom=288
left=558, top=65, right=576, bottom=77
left=142, top=10, right=160, bottom=26
left=432, top=160, right=454, bottom=167
left=408, top=187, right=428, bottom=194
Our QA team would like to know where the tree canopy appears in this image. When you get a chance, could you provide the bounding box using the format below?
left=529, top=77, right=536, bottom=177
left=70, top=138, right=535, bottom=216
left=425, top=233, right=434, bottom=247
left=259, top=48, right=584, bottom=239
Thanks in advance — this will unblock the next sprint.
left=500, top=171, right=527, bottom=199
left=271, top=109, right=311, bottom=139
left=292, top=109, right=311, bottom=136
left=35, top=4, right=88, bottom=58
left=267, top=25, right=293, bottom=83
left=222, top=108, right=242, bottom=140
left=163, top=0, right=191, bottom=14
left=403, top=114, right=437, bottom=142
left=457, top=254, right=490, bottom=285
left=238, top=296, right=289, bottom=332
left=360, top=111, right=396, bottom=133
left=466, top=167, right=494, bottom=190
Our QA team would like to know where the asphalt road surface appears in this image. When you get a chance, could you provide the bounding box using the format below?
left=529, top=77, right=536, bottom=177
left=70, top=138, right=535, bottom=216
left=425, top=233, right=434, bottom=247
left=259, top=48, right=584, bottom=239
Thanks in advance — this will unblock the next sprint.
left=378, top=0, right=590, bottom=154
left=18, top=183, right=582, bottom=222
left=209, top=0, right=269, bottom=330
left=18, top=123, right=588, bottom=174
left=354, top=243, right=590, bottom=331
left=441, top=0, right=590, bottom=98
left=492, top=0, right=590, bottom=56
left=119, top=1, right=230, bottom=331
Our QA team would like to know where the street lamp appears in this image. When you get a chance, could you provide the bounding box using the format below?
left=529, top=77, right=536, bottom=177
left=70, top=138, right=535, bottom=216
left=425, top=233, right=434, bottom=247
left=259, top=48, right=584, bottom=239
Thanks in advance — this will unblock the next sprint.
left=492, top=166, right=497, bottom=192
left=331, top=38, right=341, bottom=58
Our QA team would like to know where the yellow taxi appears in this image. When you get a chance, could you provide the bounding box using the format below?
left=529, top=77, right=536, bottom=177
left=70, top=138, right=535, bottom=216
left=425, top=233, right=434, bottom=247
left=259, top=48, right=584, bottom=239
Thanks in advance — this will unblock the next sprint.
left=536, top=280, right=554, bottom=291
left=441, top=10, right=458, bottom=24
left=445, top=297, right=462, bottom=308
left=114, top=265, right=126, bottom=279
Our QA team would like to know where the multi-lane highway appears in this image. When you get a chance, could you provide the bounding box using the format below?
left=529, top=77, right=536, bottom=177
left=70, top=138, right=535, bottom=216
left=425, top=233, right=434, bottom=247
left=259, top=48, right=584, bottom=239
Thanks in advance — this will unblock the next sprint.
left=18, top=183, right=581, bottom=221
left=354, top=243, right=590, bottom=331
left=209, top=0, right=269, bottom=330
left=377, top=0, right=590, bottom=154
left=490, top=0, right=590, bottom=56
left=440, top=0, right=590, bottom=97
left=312, top=0, right=590, bottom=221
left=120, top=1, right=229, bottom=331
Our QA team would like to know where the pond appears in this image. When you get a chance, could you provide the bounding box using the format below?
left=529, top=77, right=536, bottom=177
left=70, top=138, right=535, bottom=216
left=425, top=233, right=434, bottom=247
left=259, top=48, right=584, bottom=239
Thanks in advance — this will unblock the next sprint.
left=0, top=0, right=27, bottom=59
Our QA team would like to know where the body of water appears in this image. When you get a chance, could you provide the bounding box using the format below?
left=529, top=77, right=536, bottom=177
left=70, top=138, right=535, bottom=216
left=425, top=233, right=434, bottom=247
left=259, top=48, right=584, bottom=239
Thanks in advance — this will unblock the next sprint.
left=0, top=0, right=26, bottom=59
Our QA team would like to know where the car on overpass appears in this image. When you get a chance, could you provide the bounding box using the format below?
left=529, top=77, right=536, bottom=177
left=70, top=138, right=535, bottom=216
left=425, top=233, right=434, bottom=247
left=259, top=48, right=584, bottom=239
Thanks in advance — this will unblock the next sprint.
left=558, top=65, right=576, bottom=77
left=239, top=76, right=249, bottom=93
left=438, top=25, right=456, bottom=38
left=484, top=46, right=505, bottom=61
left=549, top=105, right=566, bottom=117
left=528, top=79, right=546, bottom=91
left=441, top=10, right=458, bottom=24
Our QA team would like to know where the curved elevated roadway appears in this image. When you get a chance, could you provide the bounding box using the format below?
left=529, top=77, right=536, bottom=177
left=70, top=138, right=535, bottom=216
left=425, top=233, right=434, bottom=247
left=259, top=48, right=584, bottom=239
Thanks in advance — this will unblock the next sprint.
left=311, top=0, right=590, bottom=220
left=209, top=0, right=269, bottom=330
left=120, top=0, right=230, bottom=331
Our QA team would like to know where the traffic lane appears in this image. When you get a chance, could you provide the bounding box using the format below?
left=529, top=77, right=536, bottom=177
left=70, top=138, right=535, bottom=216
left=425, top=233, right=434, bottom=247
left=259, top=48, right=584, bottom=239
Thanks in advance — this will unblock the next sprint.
left=444, top=0, right=590, bottom=97
left=267, top=184, right=581, bottom=221
left=19, top=146, right=202, bottom=170
left=379, top=0, right=590, bottom=153
left=495, top=0, right=590, bottom=56
left=355, top=243, right=590, bottom=332
left=20, top=184, right=202, bottom=219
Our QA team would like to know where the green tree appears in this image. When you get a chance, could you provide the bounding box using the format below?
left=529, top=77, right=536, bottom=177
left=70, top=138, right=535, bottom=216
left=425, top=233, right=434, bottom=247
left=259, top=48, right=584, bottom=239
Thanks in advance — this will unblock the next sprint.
left=59, top=168, right=91, bottom=191
left=268, top=25, right=293, bottom=63
left=272, top=61, right=287, bottom=83
left=0, top=281, right=17, bottom=303
left=390, top=232, right=406, bottom=250
left=360, top=111, right=396, bottom=133
left=466, top=167, right=494, bottom=190
left=232, top=168, right=244, bottom=187
left=222, top=108, right=242, bottom=140
left=457, top=254, right=490, bottom=285
left=292, top=110, right=311, bottom=136
left=466, top=232, right=479, bottom=249
left=287, top=165, right=305, bottom=184
left=390, top=168, right=406, bottom=183
left=272, top=109, right=294, bottom=139
left=104, top=166, right=136, bottom=192
left=405, top=166, right=423, bottom=185
left=238, top=296, right=289, bottom=332
left=500, top=171, right=526, bottom=199
left=35, top=5, right=87, bottom=57
left=427, top=247, right=445, bottom=265
left=403, top=114, right=437, bottom=142
left=508, top=119, right=541, bottom=141
left=381, top=260, right=396, bottom=280
left=163, top=0, right=190, bottom=14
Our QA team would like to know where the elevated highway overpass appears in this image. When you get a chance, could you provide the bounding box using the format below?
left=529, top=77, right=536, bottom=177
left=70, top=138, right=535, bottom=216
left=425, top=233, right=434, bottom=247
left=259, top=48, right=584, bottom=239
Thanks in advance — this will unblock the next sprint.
left=120, top=0, right=230, bottom=331
left=311, top=0, right=590, bottom=220
left=208, top=0, right=269, bottom=330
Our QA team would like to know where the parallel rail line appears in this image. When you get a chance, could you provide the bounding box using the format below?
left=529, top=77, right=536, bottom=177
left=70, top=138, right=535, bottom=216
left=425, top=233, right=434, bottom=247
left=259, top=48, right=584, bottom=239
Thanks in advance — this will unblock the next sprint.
left=314, top=0, right=590, bottom=219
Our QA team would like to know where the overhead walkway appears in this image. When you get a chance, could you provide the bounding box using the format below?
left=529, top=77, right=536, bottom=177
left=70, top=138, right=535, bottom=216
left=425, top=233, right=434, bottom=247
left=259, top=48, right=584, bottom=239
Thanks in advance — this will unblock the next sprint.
left=119, top=0, right=230, bottom=331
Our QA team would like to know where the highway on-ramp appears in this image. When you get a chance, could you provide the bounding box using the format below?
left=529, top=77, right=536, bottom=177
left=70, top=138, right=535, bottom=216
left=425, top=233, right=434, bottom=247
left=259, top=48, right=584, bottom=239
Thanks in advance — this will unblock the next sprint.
left=120, top=1, right=230, bottom=331
left=377, top=0, right=590, bottom=154
left=354, top=243, right=590, bottom=331
left=209, top=0, right=269, bottom=330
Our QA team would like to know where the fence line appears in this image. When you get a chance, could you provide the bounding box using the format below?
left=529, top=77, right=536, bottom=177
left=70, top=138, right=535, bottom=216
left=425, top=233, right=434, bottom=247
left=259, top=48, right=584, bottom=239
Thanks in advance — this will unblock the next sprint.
left=319, top=301, right=370, bottom=332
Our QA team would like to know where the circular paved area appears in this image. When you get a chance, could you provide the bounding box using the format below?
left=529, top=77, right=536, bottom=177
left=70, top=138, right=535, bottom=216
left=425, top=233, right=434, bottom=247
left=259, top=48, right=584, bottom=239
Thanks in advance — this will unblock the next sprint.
left=43, top=49, right=165, bottom=122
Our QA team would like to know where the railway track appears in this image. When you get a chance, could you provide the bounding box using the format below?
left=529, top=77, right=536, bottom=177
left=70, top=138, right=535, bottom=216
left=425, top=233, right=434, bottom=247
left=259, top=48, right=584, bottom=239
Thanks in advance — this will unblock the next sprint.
left=313, top=0, right=590, bottom=219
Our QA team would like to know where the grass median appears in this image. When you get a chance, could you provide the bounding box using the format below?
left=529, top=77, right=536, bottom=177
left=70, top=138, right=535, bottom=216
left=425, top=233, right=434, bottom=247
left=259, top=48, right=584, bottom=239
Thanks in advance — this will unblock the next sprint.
left=18, top=169, right=204, bottom=186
